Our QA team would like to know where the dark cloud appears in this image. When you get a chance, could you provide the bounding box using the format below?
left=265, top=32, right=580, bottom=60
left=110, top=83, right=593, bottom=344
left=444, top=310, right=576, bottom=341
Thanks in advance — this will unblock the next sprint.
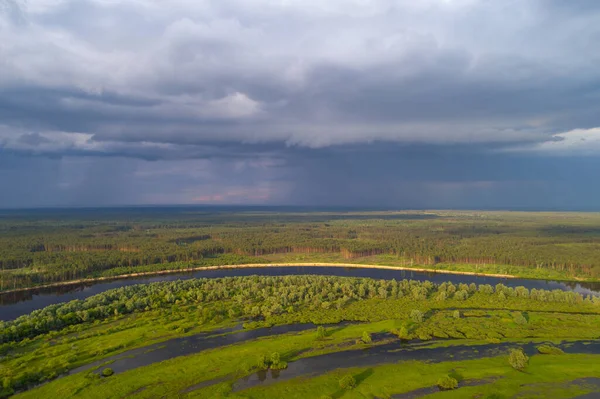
left=0, top=0, right=599, bottom=208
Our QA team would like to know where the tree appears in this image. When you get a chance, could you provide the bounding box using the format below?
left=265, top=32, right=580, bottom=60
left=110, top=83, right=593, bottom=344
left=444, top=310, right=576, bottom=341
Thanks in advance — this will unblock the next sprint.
left=410, top=309, right=424, bottom=323
left=317, top=326, right=327, bottom=339
left=437, top=375, right=458, bottom=390
left=395, top=325, right=410, bottom=340
left=513, top=312, right=528, bottom=325
left=101, top=368, right=114, bottom=377
left=339, top=374, right=356, bottom=390
left=361, top=331, right=372, bottom=344
left=270, top=352, right=281, bottom=365
left=256, top=354, right=269, bottom=370
left=508, top=348, right=529, bottom=371
left=453, top=310, right=461, bottom=319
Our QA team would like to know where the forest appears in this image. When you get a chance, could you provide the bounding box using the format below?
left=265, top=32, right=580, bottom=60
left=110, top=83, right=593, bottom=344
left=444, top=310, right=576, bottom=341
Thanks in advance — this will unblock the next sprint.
left=2, top=208, right=600, bottom=291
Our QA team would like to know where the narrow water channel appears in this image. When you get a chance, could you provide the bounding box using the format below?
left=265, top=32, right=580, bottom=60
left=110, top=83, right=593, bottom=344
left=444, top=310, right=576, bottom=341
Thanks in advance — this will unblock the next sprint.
left=69, top=323, right=335, bottom=376
left=231, top=340, right=600, bottom=392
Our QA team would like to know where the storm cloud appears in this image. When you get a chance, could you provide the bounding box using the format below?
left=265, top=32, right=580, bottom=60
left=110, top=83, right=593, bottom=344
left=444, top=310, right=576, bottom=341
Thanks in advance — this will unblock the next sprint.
left=1, top=0, right=599, bottom=208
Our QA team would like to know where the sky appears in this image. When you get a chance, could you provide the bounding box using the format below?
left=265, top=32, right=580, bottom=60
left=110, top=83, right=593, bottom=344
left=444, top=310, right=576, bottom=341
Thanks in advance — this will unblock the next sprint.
left=1, top=0, right=600, bottom=209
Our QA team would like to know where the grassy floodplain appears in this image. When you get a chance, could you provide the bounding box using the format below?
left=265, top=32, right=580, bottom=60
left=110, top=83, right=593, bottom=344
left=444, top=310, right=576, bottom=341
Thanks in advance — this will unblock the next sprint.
left=2, top=275, right=600, bottom=398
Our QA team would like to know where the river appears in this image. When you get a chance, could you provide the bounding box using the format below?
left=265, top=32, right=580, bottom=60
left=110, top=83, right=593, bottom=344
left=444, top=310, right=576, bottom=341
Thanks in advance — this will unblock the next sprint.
left=2, top=266, right=599, bottom=321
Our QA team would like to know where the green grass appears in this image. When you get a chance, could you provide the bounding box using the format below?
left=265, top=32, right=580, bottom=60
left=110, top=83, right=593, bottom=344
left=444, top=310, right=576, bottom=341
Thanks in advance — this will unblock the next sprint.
left=4, top=273, right=600, bottom=398
left=0, top=306, right=238, bottom=389
left=4, top=296, right=600, bottom=396
left=215, top=354, right=600, bottom=399
left=10, top=309, right=600, bottom=399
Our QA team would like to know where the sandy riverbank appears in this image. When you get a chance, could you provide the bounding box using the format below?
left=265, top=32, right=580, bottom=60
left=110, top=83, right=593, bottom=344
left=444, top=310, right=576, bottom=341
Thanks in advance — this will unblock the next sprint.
left=0, top=262, right=519, bottom=295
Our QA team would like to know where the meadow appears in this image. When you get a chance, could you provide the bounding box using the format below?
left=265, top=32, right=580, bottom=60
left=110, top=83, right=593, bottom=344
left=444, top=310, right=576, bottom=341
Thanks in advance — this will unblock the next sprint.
left=2, top=275, right=599, bottom=398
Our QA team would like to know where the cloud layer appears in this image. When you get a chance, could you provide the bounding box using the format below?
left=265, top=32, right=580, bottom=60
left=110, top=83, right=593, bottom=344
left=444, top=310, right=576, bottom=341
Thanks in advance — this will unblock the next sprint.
left=1, top=0, right=600, bottom=207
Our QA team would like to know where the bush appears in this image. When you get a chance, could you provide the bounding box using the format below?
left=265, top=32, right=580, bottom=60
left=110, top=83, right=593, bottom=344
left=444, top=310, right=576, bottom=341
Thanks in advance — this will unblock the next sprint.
left=270, top=361, right=288, bottom=370
left=513, top=312, right=528, bottom=325
left=437, top=375, right=458, bottom=390
left=101, top=368, right=114, bottom=377
left=453, top=310, right=461, bottom=319
left=361, top=331, right=372, bottom=344
left=257, top=354, right=269, bottom=370
left=255, top=352, right=287, bottom=370
left=410, top=309, right=424, bottom=323
left=417, top=331, right=432, bottom=341
left=508, top=348, right=529, bottom=371
left=317, top=326, right=326, bottom=339
left=394, top=326, right=410, bottom=340
left=537, top=344, right=564, bottom=355
left=339, top=374, right=356, bottom=390
left=270, top=352, right=281, bottom=365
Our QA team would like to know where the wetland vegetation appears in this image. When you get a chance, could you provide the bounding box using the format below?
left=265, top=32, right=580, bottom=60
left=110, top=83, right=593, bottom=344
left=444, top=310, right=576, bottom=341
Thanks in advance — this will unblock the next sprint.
left=1, top=274, right=599, bottom=398
left=1, top=208, right=600, bottom=398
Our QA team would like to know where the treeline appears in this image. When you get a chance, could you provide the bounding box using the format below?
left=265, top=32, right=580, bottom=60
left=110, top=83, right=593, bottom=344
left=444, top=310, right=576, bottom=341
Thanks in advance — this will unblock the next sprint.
left=2, top=212, right=600, bottom=290
left=2, top=275, right=599, bottom=345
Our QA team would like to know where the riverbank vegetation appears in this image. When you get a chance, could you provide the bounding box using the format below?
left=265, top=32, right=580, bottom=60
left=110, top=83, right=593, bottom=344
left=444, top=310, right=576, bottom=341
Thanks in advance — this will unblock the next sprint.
left=2, top=275, right=600, bottom=398
left=2, top=209, right=600, bottom=291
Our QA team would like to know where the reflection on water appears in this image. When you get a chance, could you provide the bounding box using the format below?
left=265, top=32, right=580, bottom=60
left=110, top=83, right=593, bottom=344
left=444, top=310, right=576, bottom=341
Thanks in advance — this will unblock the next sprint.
left=573, top=378, right=600, bottom=398
left=69, top=322, right=327, bottom=376
left=2, top=266, right=600, bottom=320
left=390, top=377, right=502, bottom=399
left=232, top=340, right=600, bottom=392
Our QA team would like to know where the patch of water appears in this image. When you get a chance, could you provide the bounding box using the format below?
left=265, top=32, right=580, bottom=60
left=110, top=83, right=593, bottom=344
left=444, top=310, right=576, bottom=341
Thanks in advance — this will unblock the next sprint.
left=232, top=340, right=600, bottom=392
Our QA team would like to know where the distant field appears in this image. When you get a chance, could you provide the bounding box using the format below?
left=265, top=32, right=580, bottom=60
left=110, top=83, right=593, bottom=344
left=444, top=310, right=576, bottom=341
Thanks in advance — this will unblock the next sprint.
left=2, top=208, right=600, bottom=291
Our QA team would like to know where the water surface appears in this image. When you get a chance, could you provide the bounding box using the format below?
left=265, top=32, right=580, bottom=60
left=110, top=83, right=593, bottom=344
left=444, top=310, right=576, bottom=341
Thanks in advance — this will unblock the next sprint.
left=2, top=266, right=599, bottom=320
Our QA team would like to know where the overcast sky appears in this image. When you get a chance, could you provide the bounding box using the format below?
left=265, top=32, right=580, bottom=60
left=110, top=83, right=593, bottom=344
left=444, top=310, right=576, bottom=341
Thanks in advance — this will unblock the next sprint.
left=1, top=0, right=600, bottom=209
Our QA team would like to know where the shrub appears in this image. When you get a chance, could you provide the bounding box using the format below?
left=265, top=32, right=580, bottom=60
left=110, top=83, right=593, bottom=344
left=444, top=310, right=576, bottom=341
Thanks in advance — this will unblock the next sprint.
left=339, top=374, right=356, bottom=390
left=270, top=361, right=288, bottom=370
left=410, top=309, right=424, bottom=323
left=256, top=354, right=269, bottom=370
left=437, top=375, right=458, bottom=390
left=317, top=326, right=326, bottom=339
left=453, top=310, right=461, bottom=319
left=453, top=290, right=468, bottom=301
left=271, top=352, right=281, bottom=364
left=101, top=368, right=114, bottom=377
left=361, top=331, right=372, bottom=344
left=537, top=344, right=564, bottom=355
left=513, top=312, right=528, bottom=325
left=394, top=326, right=410, bottom=340
left=508, top=348, right=529, bottom=371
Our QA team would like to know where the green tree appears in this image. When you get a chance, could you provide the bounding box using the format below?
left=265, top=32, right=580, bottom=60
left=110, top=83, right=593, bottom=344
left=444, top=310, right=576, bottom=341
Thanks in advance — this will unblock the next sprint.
left=395, top=325, right=410, bottom=340
left=410, top=309, right=424, bottom=323
left=513, top=312, right=528, bottom=325
left=437, top=375, right=458, bottom=390
left=270, top=352, right=280, bottom=365
left=101, top=368, right=114, bottom=377
left=361, top=331, right=372, bottom=344
left=317, top=326, right=327, bottom=340
left=508, top=348, right=529, bottom=371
